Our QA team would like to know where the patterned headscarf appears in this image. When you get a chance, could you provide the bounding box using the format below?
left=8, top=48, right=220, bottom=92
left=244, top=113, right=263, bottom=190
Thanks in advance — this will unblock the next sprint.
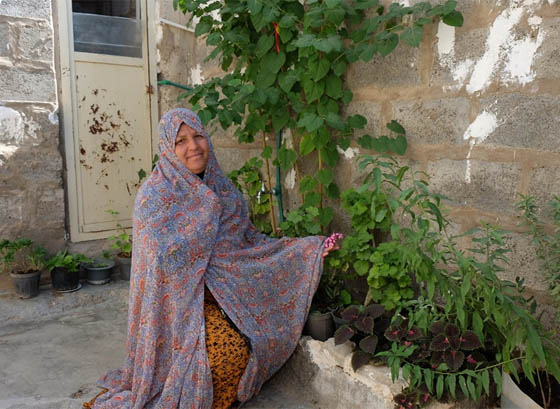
left=93, top=108, right=326, bottom=408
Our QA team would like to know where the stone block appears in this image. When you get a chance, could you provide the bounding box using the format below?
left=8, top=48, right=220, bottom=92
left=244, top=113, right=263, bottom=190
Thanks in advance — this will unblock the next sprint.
left=213, top=146, right=263, bottom=176
left=0, top=21, right=12, bottom=58
left=0, top=191, right=24, bottom=235
left=36, top=187, right=64, bottom=227
left=19, top=151, right=62, bottom=184
left=480, top=93, right=560, bottom=152
left=347, top=44, right=420, bottom=89
left=528, top=167, right=560, bottom=220
left=430, top=27, right=489, bottom=88
left=392, top=97, right=471, bottom=145
left=498, top=232, right=546, bottom=292
left=0, top=66, right=56, bottom=102
left=427, top=159, right=520, bottom=214
left=534, top=18, right=560, bottom=80
left=342, top=100, right=382, bottom=138
left=15, top=21, right=54, bottom=62
left=0, top=0, right=52, bottom=20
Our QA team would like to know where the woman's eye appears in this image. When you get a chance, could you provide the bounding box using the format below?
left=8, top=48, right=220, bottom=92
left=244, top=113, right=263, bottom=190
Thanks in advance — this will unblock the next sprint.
left=175, top=139, right=184, bottom=145
left=195, top=134, right=204, bottom=139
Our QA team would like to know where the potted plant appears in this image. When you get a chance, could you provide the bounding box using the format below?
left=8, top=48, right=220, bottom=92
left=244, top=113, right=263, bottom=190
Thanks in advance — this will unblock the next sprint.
left=46, top=250, right=91, bottom=292
left=106, top=210, right=132, bottom=280
left=83, top=251, right=115, bottom=285
left=0, top=239, right=45, bottom=298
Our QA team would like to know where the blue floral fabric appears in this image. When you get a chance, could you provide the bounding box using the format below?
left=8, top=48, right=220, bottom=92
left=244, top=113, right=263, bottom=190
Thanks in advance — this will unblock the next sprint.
left=93, top=108, right=326, bottom=408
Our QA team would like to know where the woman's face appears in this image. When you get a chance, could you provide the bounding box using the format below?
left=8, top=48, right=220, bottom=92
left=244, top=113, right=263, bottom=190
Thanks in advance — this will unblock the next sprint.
left=174, top=123, right=210, bottom=174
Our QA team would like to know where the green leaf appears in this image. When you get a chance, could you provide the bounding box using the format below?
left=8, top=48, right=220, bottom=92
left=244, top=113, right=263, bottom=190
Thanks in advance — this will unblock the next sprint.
left=443, top=10, right=464, bottom=27
left=272, top=109, right=289, bottom=132
left=325, top=75, right=342, bottom=99
left=493, top=368, right=502, bottom=397
left=278, top=70, right=299, bottom=93
left=333, top=61, right=347, bottom=76
left=436, top=375, right=444, bottom=400
left=481, top=370, right=490, bottom=396
left=317, top=168, right=333, bottom=186
left=300, top=175, right=318, bottom=193
left=247, top=0, right=263, bottom=14
left=386, top=120, right=406, bottom=134
left=299, top=133, right=316, bottom=156
left=348, top=114, right=367, bottom=129
left=325, top=112, right=345, bottom=130
left=472, top=312, right=484, bottom=342
left=388, top=134, right=408, bottom=155
left=262, top=52, right=286, bottom=74
left=354, top=260, right=370, bottom=276
left=467, top=376, right=476, bottom=399
left=447, top=374, right=457, bottom=399
left=262, top=146, right=273, bottom=159
left=278, top=14, right=298, bottom=28
left=401, top=25, right=423, bottom=47
left=304, top=192, right=321, bottom=208
left=277, top=147, right=297, bottom=170
left=303, top=78, right=325, bottom=102
left=424, top=368, right=434, bottom=393
left=377, top=32, right=399, bottom=56
left=309, top=58, right=331, bottom=82
left=459, top=375, right=468, bottom=398
left=325, top=0, right=342, bottom=8
left=195, top=16, right=213, bottom=37
left=294, top=34, right=316, bottom=48
left=326, top=182, right=340, bottom=199
left=255, top=35, right=274, bottom=59
left=315, top=35, right=344, bottom=53
left=318, top=207, right=334, bottom=226
left=298, top=112, right=324, bottom=132
left=360, top=44, right=377, bottom=62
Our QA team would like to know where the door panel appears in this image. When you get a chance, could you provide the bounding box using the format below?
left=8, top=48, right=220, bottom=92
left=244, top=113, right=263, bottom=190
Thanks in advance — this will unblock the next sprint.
left=61, top=0, right=155, bottom=239
left=74, top=55, right=151, bottom=231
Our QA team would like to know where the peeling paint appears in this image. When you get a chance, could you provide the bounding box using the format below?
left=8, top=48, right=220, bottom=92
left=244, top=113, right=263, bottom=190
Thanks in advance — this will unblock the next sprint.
left=463, top=111, right=499, bottom=183
left=437, top=2, right=548, bottom=94
left=0, top=144, right=18, bottom=165
left=336, top=146, right=360, bottom=160
left=190, top=64, right=204, bottom=86
left=285, top=169, right=296, bottom=190
left=0, top=106, right=24, bottom=144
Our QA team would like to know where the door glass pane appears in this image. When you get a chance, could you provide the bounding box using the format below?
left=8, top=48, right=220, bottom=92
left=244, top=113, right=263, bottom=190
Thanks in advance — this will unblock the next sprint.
left=72, top=0, right=142, bottom=58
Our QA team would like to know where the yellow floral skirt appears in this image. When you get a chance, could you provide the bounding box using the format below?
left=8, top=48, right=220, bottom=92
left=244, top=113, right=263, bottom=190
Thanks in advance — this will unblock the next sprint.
left=204, top=287, right=250, bottom=409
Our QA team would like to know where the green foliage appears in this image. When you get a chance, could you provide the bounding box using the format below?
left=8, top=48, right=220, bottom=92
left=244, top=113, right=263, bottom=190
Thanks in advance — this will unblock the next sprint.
left=517, top=194, right=560, bottom=322
left=279, top=206, right=324, bottom=237
left=228, top=156, right=273, bottom=234
left=106, top=210, right=132, bottom=257
left=46, top=250, right=91, bottom=273
left=336, top=154, right=446, bottom=309
left=380, top=223, right=560, bottom=407
left=174, top=0, right=462, bottom=232
left=0, top=238, right=43, bottom=273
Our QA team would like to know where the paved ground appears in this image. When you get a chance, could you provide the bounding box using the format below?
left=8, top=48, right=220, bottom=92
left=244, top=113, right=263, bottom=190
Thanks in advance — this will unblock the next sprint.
left=0, top=279, right=318, bottom=409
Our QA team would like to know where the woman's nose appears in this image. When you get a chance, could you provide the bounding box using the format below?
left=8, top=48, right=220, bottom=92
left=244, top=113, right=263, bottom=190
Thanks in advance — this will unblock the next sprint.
left=187, top=138, right=201, bottom=152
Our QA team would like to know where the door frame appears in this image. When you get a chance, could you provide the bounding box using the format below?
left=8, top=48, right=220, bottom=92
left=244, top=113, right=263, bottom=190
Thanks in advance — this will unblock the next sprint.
left=57, top=0, right=159, bottom=242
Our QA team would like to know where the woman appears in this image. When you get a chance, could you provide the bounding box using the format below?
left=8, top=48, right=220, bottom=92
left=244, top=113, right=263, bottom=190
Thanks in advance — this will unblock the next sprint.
left=90, top=108, right=339, bottom=409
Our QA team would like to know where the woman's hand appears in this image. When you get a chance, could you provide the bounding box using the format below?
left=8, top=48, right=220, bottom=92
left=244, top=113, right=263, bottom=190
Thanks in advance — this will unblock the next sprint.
left=322, top=233, right=343, bottom=258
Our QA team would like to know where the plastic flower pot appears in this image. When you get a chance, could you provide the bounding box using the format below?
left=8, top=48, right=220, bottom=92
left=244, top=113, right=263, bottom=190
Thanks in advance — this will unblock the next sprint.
left=116, top=255, right=131, bottom=281
left=51, top=267, right=80, bottom=292
left=501, top=370, right=543, bottom=409
left=304, top=311, right=335, bottom=341
left=10, top=270, right=41, bottom=298
left=84, top=258, right=115, bottom=285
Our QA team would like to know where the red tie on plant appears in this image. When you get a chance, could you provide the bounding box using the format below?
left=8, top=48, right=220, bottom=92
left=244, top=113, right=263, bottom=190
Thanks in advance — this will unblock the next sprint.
left=273, top=22, right=280, bottom=53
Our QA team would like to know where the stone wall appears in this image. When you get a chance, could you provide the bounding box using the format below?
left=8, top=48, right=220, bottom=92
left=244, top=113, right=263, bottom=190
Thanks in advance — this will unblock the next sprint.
left=332, top=0, right=560, bottom=303
left=0, top=0, right=64, bottom=251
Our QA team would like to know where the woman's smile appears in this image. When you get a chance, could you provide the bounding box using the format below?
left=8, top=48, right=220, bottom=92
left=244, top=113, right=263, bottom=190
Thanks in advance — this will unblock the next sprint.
left=175, top=123, right=210, bottom=174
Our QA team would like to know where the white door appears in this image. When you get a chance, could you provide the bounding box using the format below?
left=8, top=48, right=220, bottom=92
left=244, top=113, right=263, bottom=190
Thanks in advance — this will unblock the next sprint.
left=59, top=0, right=157, bottom=241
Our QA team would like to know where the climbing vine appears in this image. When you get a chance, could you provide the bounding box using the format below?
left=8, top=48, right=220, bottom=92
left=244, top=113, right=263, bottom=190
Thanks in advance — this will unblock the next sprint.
left=174, top=0, right=463, bottom=232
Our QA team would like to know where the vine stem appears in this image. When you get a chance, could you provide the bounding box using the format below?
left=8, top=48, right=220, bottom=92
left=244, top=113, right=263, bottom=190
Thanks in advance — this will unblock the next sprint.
left=292, top=130, right=305, bottom=204
left=318, top=147, right=323, bottom=209
left=263, top=132, right=277, bottom=234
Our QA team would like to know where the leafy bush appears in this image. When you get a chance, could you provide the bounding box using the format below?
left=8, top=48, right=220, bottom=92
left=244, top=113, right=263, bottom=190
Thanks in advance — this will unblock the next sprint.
left=0, top=239, right=46, bottom=274
left=46, top=250, right=91, bottom=273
